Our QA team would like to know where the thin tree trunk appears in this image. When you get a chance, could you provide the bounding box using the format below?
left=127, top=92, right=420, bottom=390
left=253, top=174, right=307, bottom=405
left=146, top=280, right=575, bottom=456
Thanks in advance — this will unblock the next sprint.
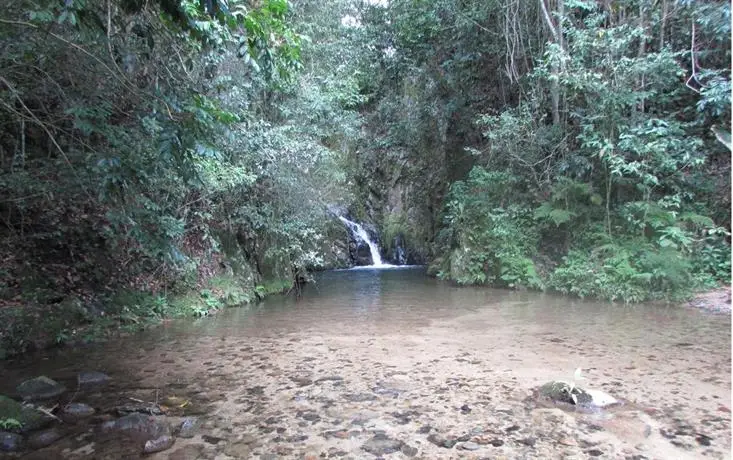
left=637, top=2, right=646, bottom=113
left=659, top=0, right=668, bottom=49
left=539, top=0, right=563, bottom=126
left=605, top=168, right=612, bottom=236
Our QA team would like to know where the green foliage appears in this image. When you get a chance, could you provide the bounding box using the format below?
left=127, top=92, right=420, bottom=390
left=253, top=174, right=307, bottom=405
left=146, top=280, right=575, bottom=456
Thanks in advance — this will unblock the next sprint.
left=0, top=418, right=22, bottom=430
left=421, top=0, right=730, bottom=301
left=435, top=167, right=543, bottom=289
left=550, top=243, right=692, bottom=303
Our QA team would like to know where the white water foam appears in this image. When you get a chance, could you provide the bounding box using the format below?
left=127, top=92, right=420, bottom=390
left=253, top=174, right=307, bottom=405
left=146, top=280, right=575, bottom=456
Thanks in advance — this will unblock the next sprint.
left=338, top=216, right=389, bottom=267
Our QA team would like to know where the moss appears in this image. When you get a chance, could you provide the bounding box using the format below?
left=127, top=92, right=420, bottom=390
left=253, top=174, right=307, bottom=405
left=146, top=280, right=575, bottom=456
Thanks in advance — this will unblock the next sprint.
left=207, top=275, right=254, bottom=306
left=0, top=395, right=55, bottom=433
left=0, top=272, right=289, bottom=359
left=381, top=211, right=431, bottom=264
left=255, top=279, right=293, bottom=298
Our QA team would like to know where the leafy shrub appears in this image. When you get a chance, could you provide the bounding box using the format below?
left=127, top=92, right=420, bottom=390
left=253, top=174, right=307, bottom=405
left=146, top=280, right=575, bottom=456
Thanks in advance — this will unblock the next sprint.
left=549, top=238, right=700, bottom=303
left=435, top=167, right=543, bottom=289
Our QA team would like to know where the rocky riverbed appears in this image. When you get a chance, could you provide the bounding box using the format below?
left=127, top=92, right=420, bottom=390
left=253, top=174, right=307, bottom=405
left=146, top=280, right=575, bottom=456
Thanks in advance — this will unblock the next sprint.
left=1, top=324, right=729, bottom=459
left=0, top=270, right=729, bottom=459
left=687, top=287, right=732, bottom=314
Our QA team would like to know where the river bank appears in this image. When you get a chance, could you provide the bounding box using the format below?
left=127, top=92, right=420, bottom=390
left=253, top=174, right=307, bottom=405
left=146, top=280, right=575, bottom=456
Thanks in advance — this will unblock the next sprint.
left=0, top=275, right=294, bottom=360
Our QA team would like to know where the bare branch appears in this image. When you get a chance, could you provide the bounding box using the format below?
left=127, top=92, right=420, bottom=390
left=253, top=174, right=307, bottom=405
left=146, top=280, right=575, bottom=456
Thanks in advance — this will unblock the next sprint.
left=685, top=22, right=700, bottom=94
left=539, top=0, right=559, bottom=42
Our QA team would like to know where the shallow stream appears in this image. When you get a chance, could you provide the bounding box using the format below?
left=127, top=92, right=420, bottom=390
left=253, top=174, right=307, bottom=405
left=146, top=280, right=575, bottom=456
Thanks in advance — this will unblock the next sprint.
left=1, top=267, right=730, bottom=459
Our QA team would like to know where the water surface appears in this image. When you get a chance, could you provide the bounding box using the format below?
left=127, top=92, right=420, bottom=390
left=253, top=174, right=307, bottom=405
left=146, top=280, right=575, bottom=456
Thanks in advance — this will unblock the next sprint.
left=2, top=267, right=730, bottom=459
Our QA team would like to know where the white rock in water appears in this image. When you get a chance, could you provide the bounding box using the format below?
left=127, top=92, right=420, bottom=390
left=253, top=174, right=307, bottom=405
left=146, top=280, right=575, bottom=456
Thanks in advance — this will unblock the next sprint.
left=585, top=389, right=619, bottom=407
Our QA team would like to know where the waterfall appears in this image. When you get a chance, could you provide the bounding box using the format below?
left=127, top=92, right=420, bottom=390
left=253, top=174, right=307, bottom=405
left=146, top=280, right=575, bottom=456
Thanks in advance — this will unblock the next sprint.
left=338, top=216, right=386, bottom=266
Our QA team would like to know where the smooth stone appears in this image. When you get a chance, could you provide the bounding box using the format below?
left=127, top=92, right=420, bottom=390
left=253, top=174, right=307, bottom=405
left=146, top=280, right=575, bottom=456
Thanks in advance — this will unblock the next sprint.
left=202, top=434, right=225, bottom=444
left=16, top=376, right=66, bottom=401
left=62, top=403, right=95, bottom=420
left=0, top=395, right=55, bottom=433
left=362, top=434, right=404, bottom=455
left=78, top=371, right=110, bottom=387
left=427, top=433, right=457, bottom=448
left=460, top=441, right=480, bottom=451
left=103, top=413, right=170, bottom=441
left=290, top=377, right=313, bottom=387
left=115, top=403, right=164, bottom=416
left=224, top=441, right=252, bottom=458
left=401, top=443, right=418, bottom=457
left=143, top=435, right=175, bottom=453
left=27, top=427, right=63, bottom=449
left=298, top=411, right=320, bottom=422
left=177, top=417, right=199, bottom=438
left=0, top=431, right=23, bottom=452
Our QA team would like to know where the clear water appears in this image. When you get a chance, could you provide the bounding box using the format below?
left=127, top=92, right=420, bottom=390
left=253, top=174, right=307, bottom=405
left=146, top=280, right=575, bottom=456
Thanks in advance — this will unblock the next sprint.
left=1, top=268, right=730, bottom=459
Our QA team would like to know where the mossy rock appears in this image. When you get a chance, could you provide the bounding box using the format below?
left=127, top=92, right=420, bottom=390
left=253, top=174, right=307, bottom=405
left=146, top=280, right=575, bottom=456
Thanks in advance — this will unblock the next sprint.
left=0, top=395, right=55, bottom=434
left=538, top=381, right=593, bottom=406
left=16, top=376, right=66, bottom=401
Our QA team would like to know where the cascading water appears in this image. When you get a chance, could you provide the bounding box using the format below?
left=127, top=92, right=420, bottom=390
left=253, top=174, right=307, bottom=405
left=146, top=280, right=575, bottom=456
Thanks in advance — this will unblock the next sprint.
left=338, top=216, right=386, bottom=267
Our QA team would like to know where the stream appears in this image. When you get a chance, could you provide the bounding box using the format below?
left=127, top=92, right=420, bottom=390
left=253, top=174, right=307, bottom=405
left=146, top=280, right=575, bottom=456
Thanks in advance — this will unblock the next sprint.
left=1, top=267, right=730, bottom=459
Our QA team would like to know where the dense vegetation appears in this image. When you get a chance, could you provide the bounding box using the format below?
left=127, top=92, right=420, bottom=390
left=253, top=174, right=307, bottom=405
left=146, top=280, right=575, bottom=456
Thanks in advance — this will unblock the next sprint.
left=0, top=0, right=729, bottom=355
left=353, top=0, right=731, bottom=302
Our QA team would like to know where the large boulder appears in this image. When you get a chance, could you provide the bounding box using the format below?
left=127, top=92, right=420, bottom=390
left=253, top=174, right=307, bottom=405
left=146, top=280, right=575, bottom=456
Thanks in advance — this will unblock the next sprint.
left=0, top=395, right=55, bottom=433
left=16, top=376, right=66, bottom=401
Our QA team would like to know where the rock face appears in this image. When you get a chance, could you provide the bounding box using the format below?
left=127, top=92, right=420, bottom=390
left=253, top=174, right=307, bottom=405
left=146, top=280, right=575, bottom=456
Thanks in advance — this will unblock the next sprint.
left=390, top=234, right=408, bottom=265
left=0, top=431, right=23, bottom=452
left=0, top=395, right=55, bottom=433
left=353, top=242, right=374, bottom=266
left=16, top=376, right=66, bottom=401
